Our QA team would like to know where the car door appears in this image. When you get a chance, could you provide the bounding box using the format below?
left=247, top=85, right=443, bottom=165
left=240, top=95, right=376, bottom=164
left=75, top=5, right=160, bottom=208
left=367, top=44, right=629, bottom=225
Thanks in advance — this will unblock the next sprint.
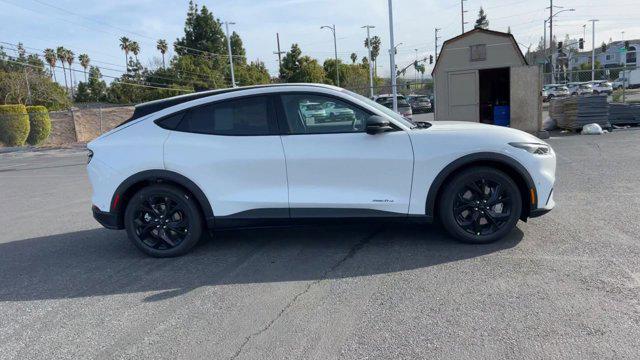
left=163, top=95, right=289, bottom=218
left=277, top=92, right=414, bottom=217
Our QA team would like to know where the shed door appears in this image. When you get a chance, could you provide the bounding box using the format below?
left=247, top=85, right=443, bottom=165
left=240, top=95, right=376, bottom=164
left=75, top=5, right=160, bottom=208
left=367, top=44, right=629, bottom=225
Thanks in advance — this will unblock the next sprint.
left=510, top=66, right=541, bottom=133
left=448, top=70, right=478, bottom=121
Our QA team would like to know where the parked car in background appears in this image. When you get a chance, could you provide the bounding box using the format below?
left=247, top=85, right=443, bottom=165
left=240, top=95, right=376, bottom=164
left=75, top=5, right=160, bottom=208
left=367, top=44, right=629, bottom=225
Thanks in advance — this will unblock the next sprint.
left=542, top=85, right=570, bottom=102
left=299, top=102, right=327, bottom=123
left=566, top=82, right=593, bottom=96
left=614, top=69, right=640, bottom=89
left=87, top=83, right=556, bottom=257
left=612, top=78, right=628, bottom=90
left=589, top=80, right=613, bottom=95
left=406, top=94, right=432, bottom=113
left=322, top=101, right=356, bottom=121
left=375, top=94, right=413, bottom=119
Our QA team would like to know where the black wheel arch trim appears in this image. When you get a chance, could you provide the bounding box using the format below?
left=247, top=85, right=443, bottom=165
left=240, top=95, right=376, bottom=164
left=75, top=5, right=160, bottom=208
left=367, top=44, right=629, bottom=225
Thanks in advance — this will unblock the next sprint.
left=425, top=152, right=537, bottom=218
left=111, top=169, right=215, bottom=228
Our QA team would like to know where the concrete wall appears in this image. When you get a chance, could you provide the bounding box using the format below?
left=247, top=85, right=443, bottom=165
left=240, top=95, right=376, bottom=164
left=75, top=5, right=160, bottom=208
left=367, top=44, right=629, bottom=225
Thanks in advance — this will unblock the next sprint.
left=42, top=106, right=134, bottom=146
left=510, top=66, right=542, bottom=133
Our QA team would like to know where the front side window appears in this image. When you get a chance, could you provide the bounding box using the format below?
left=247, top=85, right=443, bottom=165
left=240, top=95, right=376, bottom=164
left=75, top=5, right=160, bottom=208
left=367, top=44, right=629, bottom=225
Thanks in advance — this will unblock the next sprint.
left=177, top=96, right=272, bottom=135
left=280, top=94, right=369, bottom=134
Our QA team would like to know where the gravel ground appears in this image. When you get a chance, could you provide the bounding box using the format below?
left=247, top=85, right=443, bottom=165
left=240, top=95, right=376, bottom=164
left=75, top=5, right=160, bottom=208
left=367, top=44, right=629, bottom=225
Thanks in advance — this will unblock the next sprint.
left=0, top=129, right=639, bottom=359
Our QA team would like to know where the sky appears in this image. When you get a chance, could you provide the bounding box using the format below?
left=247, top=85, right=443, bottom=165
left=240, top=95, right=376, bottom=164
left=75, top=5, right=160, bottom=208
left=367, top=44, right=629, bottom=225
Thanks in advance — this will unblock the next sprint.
left=1, top=0, right=640, bottom=83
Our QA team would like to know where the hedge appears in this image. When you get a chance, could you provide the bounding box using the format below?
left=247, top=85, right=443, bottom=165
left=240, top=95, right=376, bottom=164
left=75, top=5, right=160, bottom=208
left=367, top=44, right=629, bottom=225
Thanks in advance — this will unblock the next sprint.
left=0, top=104, right=30, bottom=147
left=26, top=106, right=51, bottom=146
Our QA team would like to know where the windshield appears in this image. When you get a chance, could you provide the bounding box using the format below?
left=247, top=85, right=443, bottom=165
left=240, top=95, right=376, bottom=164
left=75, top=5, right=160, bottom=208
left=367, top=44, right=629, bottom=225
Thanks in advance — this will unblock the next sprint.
left=343, top=90, right=416, bottom=128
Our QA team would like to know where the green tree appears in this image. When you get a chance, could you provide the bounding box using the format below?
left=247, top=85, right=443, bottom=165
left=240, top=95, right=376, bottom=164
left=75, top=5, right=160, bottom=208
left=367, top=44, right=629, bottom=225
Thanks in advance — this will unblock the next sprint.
left=364, top=36, right=381, bottom=75
left=230, top=31, right=246, bottom=66
left=56, top=46, right=68, bottom=93
left=65, top=49, right=75, bottom=97
left=44, top=48, right=57, bottom=82
left=174, top=1, right=226, bottom=59
left=474, top=7, right=489, bottom=29
left=280, top=44, right=325, bottom=83
left=156, top=39, right=168, bottom=68
left=119, top=36, right=131, bottom=71
left=350, top=52, right=358, bottom=64
left=323, top=58, right=346, bottom=86
left=79, top=54, right=90, bottom=82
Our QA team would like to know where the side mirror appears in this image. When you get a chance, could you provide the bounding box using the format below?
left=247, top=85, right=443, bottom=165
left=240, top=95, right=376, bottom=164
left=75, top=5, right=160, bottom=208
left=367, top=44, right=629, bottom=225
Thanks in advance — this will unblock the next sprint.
left=366, top=115, right=393, bottom=135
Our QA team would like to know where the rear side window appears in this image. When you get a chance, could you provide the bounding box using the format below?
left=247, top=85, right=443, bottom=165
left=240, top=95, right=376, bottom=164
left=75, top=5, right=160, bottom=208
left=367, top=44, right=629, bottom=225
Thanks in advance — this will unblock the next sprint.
left=155, top=112, right=185, bottom=130
left=177, top=96, right=273, bottom=135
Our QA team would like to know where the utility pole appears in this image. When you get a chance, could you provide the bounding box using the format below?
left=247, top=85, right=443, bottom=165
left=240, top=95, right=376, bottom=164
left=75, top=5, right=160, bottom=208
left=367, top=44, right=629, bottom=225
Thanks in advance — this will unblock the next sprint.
left=435, top=28, right=441, bottom=59
left=224, top=21, right=237, bottom=87
left=583, top=24, right=586, bottom=43
left=321, top=24, right=339, bottom=87
left=461, top=0, right=468, bottom=34
left=388, top=0, right=398, bottom=112
left=590, top=19, right=599, bottom=81
left=549, top=0, right=554, bottom=83
left=362, top=25, right=376, bottom=98
left=273, top=33, right=285, bottom=76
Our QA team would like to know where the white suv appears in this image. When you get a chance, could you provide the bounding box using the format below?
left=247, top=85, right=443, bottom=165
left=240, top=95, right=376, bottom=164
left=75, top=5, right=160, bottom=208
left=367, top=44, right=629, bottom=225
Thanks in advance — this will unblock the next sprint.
left=88, top=84, right=556, bottom=257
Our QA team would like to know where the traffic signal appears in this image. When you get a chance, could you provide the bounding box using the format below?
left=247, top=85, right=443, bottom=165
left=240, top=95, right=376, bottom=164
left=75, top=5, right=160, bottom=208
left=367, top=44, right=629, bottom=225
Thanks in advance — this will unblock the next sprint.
left=558, top=41, right=563, bottom=50
left=625, top=41, right=630, bottom=50
left=579, top=38, right=584, bottom=50
left=429, top=55, right=434, bottom=64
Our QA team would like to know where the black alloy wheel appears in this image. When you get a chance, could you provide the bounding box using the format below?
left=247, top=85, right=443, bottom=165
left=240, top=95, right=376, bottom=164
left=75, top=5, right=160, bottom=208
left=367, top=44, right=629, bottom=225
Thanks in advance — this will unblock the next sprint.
left=453, top=178, right=512, bottom=236
left=439, top=167, right=522, bottom=244
left=125, top=184, right=203, bottom=257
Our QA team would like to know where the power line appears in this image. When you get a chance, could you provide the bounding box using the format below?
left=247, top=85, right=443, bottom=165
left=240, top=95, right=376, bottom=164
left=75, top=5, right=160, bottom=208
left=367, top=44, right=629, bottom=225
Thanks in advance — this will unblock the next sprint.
left=1, top=41, right=222, bottom=85
left=1, top=57, right=193, bottom=92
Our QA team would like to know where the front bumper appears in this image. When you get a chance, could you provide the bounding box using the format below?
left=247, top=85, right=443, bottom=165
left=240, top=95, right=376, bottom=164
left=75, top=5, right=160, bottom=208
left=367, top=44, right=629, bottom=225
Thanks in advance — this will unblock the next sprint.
left=92, top=205, right=123, bottom=230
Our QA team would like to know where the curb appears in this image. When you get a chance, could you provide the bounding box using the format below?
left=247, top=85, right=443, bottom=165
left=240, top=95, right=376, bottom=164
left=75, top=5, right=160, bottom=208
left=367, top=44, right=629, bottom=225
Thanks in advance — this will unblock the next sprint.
left=0, top=143, right=87, bottom=155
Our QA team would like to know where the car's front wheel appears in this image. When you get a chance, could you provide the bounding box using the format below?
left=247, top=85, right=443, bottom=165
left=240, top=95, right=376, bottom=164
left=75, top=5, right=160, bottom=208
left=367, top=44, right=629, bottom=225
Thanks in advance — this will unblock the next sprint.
left=124, top=184, right=203, bottom=257
left=439, top=167, right=522, bottom=244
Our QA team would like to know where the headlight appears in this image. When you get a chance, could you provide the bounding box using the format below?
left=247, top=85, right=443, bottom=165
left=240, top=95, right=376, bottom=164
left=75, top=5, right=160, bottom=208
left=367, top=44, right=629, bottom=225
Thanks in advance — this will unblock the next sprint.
left=87, top=149, right=94, bottom=164
left=509, top=142, right=550, bottom=155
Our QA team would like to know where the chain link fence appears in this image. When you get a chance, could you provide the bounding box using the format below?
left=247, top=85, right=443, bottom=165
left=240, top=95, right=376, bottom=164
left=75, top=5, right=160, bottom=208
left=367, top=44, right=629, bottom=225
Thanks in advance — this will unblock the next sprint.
left=543, top=66, right=635, bottom=85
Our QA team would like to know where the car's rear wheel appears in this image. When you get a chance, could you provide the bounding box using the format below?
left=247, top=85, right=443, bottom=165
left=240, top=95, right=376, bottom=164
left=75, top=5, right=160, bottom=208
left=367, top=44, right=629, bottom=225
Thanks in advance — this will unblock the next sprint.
left=124, top=184, right=203, bottom=257
left=439, top=167, right=522, bottom=244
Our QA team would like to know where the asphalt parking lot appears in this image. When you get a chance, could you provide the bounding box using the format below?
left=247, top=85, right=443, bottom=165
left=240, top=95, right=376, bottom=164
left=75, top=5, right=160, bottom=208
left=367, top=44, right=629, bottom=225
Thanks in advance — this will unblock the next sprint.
left=1, top=129, right=640, bottom=359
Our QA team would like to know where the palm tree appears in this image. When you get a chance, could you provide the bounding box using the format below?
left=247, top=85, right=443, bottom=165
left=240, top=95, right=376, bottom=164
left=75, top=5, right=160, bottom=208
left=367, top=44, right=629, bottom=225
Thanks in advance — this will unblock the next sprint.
left=65, top=50, right=75, bottom=97
left=79, top=54, right=90, bottom=82
left=119, top=36, right=131, bottom=72
left=44, top=48, right=57, bottom=82
left=56, top=46, right=69, bottom=93
left=350, top=52, right=358, bottom=64
left=130, top=41, right=140, bottom=63
left=156, top=39, right=168, bottom=68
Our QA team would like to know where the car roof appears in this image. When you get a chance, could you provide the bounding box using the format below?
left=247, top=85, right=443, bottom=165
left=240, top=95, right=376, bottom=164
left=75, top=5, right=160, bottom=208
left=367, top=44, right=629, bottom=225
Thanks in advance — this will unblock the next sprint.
left=127, top=83, right=341, bottom=121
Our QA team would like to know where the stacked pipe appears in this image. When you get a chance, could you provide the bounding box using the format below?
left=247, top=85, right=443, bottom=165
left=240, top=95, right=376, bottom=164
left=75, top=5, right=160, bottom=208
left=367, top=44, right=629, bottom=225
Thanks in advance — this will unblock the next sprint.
left=609, top=103, right=640, bottom=126
left=556, top=96, right=610, bottom=131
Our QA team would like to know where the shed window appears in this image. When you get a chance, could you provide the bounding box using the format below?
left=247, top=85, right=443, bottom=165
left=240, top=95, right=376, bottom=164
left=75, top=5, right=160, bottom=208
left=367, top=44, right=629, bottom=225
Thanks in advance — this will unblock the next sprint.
left=470, top=44, right=487, bottom=61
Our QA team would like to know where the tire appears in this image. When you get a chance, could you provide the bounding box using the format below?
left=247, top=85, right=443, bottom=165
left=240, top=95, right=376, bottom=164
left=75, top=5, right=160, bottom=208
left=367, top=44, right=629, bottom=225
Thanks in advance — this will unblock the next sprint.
left=438, top=167, right=522, bottom=244
left=124, top=184, right=203, bottom=257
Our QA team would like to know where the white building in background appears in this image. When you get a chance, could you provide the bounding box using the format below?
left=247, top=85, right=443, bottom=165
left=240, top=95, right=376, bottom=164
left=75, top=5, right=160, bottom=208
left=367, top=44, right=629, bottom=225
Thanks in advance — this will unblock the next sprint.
left=569, top=40, right=639, bottom=69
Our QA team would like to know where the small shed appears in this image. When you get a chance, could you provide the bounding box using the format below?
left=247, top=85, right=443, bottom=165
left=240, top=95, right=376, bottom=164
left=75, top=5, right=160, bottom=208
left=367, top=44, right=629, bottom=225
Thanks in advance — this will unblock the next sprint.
left=432, top=28, right=542, bottom=133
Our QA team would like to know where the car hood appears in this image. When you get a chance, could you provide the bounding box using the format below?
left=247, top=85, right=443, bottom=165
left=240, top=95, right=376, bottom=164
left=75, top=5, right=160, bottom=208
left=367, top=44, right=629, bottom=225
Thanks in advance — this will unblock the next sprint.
left=418, top=121, right=544, bottom=144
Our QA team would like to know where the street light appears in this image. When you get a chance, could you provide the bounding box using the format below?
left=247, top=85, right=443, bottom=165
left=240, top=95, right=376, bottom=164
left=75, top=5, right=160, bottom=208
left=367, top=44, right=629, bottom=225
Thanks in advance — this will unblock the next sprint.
left=223, top=21, right=237, bottom=88
left=590, top=19, right=599, bottom=81
left=387, top=0, right=398, bottom=112
left=321, top=24, right=339, bottom=87
left=362, top=25, right=376, bottom=98
left=547, top=8, right=574, bottom=83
